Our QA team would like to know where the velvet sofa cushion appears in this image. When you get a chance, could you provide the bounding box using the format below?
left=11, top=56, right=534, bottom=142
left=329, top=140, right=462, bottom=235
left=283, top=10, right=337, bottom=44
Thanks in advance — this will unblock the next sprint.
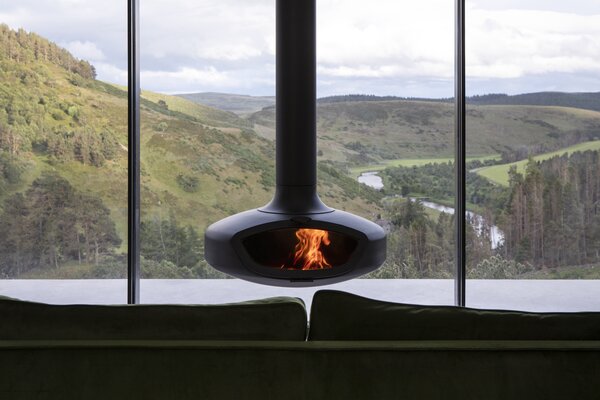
left=0, top=296, right=307, bottom=340
left=2, top=341, right=600, bottom=400
left=309, top=290, right=600, bottom=340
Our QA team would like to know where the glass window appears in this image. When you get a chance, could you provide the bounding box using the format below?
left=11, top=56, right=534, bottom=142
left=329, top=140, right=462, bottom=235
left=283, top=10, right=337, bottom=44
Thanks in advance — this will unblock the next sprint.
left=466, top=0, right=600, bottom=311
left=314, top=0, right=456, bottom=305
left=137, top=0, right=455, bottom=307
left=0, top=1, right=128, bottom=303
left=4, top=0, right=598, bottom=311
left=139, top=0, right=279, bottom=303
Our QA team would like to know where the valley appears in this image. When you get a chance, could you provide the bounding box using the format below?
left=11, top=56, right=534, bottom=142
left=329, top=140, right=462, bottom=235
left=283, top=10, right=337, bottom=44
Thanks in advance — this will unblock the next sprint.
left=1, top=25, right=600, bottom=280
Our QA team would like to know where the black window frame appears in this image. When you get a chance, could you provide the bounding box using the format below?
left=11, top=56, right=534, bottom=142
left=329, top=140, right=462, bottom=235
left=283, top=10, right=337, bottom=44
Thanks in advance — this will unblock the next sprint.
left=125, top=0, right=468, bottom=305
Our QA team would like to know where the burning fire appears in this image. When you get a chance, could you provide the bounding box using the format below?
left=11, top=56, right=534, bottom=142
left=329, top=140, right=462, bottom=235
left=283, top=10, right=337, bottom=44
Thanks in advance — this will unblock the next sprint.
left=291, top=228, right=332, bottom=270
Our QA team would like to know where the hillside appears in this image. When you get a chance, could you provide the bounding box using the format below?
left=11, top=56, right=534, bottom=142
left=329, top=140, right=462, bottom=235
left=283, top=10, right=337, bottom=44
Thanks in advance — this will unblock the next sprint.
left=250, top=100, right=600, bottom=166
left=3, top=25, right=600, bottom=281
left=177, top=92, right=276, bottom=115
left=318, top=92, right=600, bottom=114
left=468, top=92, right=600, bottom=112
left=474, top=140, right=600, bottom=185
left=0, top=25, right=381, bottom=278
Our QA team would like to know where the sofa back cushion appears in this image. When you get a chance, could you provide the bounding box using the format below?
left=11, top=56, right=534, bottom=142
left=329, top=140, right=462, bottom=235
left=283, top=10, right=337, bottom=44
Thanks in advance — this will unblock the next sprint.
left=0, top=296, right=307, bottom=341
left=309, top=290, right=600, bottom=340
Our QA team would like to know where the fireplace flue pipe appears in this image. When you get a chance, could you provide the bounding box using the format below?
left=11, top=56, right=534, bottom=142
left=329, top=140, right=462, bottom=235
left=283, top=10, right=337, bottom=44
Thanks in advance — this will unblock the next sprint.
left=203, top=0, right=387, bottom=286
left=261, top=0, right=331, bottom=214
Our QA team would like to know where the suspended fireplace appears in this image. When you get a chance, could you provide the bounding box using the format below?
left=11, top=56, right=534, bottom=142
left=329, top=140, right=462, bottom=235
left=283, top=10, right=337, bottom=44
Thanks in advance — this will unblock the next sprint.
left=204, top=0, right=386, bottom=287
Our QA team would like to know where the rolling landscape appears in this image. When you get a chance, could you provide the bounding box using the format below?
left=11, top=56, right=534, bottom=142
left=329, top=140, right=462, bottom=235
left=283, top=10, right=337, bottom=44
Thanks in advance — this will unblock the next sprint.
left=1, top=25, right=600, bottom=280
left=176, top=92, right=275, bottom=115
left=0, top=26, right=380, bottom=279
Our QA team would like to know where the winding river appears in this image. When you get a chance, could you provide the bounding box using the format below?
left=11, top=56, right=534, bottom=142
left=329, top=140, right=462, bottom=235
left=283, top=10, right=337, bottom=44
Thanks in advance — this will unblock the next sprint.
left=358, top=171, right=504, bottom=249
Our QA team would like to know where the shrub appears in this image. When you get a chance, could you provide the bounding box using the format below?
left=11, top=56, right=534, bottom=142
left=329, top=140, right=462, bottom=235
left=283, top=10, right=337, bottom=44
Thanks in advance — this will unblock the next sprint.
left=176, top=174, right=199, bottom=192
left=468, top=256, right=531, bottom=279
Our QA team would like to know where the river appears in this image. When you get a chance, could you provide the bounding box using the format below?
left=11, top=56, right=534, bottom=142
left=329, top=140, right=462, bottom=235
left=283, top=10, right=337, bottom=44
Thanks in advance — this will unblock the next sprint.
left=358, top=171, right=504, bottom=249
left=358, top=171, right=384, bottom=190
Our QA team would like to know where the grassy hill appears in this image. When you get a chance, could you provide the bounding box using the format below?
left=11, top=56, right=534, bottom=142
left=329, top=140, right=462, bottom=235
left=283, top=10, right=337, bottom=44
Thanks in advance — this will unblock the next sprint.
left=350, top=154, right=500, bottom=177
left=250, top=100, right=600, bottom=168
left=468, top=92, right=600, bottom=113
left=0, top=25, right=381, bottom=278
left=474, top=140, right=600, bottom=185
left=318, top=92, right=600, bottom=114
left=177, top=92, right=276, bottom=115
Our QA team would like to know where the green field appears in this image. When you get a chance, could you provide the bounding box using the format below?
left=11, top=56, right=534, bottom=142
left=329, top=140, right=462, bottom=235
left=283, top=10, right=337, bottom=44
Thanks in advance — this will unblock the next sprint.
left=475, top=140, right=600, bottom=185
left=251, top=100, right=600, bottom=167
left=350, top=155, right=500, bottom=177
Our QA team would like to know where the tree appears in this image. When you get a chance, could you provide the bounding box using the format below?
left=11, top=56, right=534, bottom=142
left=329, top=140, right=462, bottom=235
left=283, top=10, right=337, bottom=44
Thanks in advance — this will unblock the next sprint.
left=140, top=214, right=204, bottom=273
left=0, top=173, right=121, bottom=277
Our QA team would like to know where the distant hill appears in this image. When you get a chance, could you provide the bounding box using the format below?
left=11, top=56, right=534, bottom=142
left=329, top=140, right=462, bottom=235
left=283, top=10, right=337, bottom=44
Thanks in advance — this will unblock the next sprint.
left=176, top=92, right=276, bottom=115
left=466, top=92, right=600, bottom=112
left=317, top=92, right=600, bottom=114
left=250, top=99, right=600, bottom=165
left=318, top=94, right=449, bottom=104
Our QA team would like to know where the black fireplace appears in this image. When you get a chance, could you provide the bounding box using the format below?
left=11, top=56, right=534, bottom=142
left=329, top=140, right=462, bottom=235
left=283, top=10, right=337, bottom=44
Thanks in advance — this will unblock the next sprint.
left=204, top=0, right=386, bottom=287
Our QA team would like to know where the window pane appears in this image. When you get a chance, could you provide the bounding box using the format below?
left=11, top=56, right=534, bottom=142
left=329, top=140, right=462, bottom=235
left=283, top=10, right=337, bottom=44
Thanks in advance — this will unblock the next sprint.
left=139, top=0, right=454, bottom=307
left=315, top=0, right=455, bottom=305
left=466, top=0, right=600, bottom=311
left=139, top=0, right=277, bottom=303
left=0, top=1, right=128, bottom=303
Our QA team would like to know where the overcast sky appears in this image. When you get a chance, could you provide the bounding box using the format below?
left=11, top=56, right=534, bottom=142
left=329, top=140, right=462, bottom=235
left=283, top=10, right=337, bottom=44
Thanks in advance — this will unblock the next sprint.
left=1, top=0, right=600, bottom=97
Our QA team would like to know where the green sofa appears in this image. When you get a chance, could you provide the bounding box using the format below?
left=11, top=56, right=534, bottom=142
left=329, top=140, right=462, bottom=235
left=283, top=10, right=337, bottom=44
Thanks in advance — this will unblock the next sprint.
left=1, top=290, right=599, bottom=400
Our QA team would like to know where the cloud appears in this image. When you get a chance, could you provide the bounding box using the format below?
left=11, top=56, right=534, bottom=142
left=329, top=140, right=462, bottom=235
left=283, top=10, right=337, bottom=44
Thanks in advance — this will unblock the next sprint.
left=0, top=1, right=126, bottom=63
left=140, top=0, right=274, bottom=62
left=142, top=67, right=231, bottom=90
left=140, top=65, right=277, bottom=95
left=466, top=8, right=600, bottom=79
left=94, top=62, right=127, bottom=86
left=1, top=0, right=599, bottom=96
left=317, top=63, right=452, bottom=79
left=61, top=40, right=106, bottom=61
left=316, top=0, right=454, bottom=77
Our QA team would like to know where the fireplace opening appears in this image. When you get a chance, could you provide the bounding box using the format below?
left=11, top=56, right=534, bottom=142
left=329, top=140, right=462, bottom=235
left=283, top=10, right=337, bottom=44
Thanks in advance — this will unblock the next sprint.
left=243, top=228, right=358, bottom=270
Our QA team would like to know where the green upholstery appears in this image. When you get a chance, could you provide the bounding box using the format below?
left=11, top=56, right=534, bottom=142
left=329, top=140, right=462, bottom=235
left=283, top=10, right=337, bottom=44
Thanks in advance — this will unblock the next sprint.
left=2, top=291, right=600, bottom=399
left=0, top=296, right=307, bottom=341
left=309, top=290, right=600, bottom=340
left=1, top=341, right=599, bottom=400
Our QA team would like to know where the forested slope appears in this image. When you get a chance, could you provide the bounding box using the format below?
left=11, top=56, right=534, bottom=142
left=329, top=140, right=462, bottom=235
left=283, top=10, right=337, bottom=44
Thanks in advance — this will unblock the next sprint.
left=0, top=25, right=381, bottom=278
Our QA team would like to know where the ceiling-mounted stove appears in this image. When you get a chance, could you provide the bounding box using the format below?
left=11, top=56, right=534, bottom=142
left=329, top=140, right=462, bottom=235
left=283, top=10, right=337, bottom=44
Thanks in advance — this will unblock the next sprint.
left=204, top=0, right=386, bottom=287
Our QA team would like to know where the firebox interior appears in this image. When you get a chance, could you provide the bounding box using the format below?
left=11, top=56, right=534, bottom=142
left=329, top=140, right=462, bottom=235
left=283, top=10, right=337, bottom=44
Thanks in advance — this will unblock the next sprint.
left=243, top=228, right=358, bottom=270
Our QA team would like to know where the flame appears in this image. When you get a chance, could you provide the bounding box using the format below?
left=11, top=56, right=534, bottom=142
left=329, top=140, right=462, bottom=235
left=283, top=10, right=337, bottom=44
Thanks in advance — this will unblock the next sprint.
left=292, top=228, right=332, bottom=270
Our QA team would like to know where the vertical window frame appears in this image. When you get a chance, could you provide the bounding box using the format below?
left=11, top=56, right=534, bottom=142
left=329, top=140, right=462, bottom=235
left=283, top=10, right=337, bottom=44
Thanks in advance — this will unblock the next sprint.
left=128, top=0, right=140, bottom=304
left=455, top=0, right=467, bottom=306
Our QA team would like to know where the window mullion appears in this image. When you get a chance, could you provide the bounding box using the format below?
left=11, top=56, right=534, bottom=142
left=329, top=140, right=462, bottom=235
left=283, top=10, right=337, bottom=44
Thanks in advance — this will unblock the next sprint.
left=127, top=0, right=141, bottom=304
left=455, top=0, right=467, bottom=307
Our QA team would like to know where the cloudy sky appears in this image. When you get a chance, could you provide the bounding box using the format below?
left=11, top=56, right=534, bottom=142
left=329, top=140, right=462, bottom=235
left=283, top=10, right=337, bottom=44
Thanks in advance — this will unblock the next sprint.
left=1, top=0, right=600, bottom=97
